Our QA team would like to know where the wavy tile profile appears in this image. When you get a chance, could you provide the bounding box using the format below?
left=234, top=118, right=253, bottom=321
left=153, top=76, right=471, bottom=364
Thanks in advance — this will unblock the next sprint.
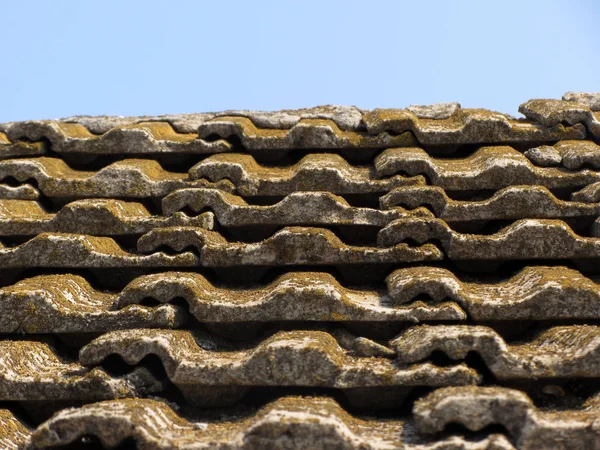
left=196, top=116, right=417, bottom=149
left=386, top=266, right=600, bottom=320
left=0, top=224, right=443, bottom=268
left=3, top=95, right=600, bottom=449
left=0, top=184, right=39, bottom=200
left=375, top=147, right=599, bottom=191
left=379, top=218, right=600, bottom=260
left=162, top=188, right=428, bottom=227
left=0, top=233, right=197, bottom=267
left=189, top=153, right=426, bottom=196
left=519, top=98, right=600, bottom=138
left=524, top=140, right=600, bottom=169
left=79, top=329, right=479, bottom=393
left=116, top=271, right=464, bottom=322
left=0, top=339, right=162, bottom=400
left=29, top=396, right=515, bottom=450
left=0, top=198, right=214, bottom=235
left=1, top=113, right=417, bottom=155
left=1, top=102, right=590, bottom=158
left=380, top=185, right=599, bottom=221
left=0, top=274, right=185, bottom=332
left=0, top=157, right=233, bottom=199
left=138, top=226, right=442, bottom=266
left=414, top=386, right=600, bottom=449
left=13, top=105, right=364, bottom=136
left=0, top=121, right=232, bottom=155
left=572, top=181, right=600, bottom=203
left=12, top=266, right=600, bottom=329
left=393, top=324, right=600, bottom=379
left=0, top=272, right=463, bottom=333
left=363, top=107, right=586, bottom=145
left=0, top=131, right=43, bottom=160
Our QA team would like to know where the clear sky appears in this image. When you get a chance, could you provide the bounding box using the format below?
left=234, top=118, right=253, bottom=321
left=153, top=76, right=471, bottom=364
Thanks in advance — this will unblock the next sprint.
left=2, top=0, right=598, bottom=122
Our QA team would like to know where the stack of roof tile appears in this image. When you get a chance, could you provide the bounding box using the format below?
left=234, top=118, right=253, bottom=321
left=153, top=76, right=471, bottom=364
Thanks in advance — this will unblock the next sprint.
left=1, top=92, right=600, bottom=449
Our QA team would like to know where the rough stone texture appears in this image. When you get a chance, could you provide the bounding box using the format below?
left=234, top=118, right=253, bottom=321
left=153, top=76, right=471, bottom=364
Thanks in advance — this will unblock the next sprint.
left=196, top=116, right=417, bottom=150
left=3, top=95, right=600, bottom=449
left=573, top=181, right=600, bottom=203
left=116, top=271, right=464, bottom=322
left=375, top=146, right=600, bottom=190
left=0, top=184, right=39, bottom=200
left=0, top=339, right=162, bottom=401
left=0, top=233, right=198, bottom=268
left=78, top=329, right=478, bottom=405
left=414, top=387, right=600, bottom=450
left=0, top=410, right=30, bottom=450
left=60, top=105, right=364, bottom=133
left=29, top=396, right=517, bottom=449
left=563, top=91, right=600, bottom=111
left=386, top=266, right=600, bottom=320
left=0, top=121, right=232, bottom=155
left=0, top=113, right=416, bottom=155
left=363, top=108, right=586, bottom=145
left=523, top=145, right=563, bottom=166
left=554, top=140, right=600, bottom=169
left=519, top=99, right=600, bottom=138
left=190, top=153, right=426, bottom=196
left=137, top=225, right=442, bottom=266
left=378, top=217, right=600, bottom=260
left=0, top=198, right=214, bottom=235
left=0, top=102, right=590, bottom=158
left=524, top=140, right=600, bottom=169
left=0, top=274, right=185, bottom=332
left=0, top=157, right=234, bottom=198
left=0, top=272, right=464, bottom=332
left=393, top=324, right=600, bottom=379
left=0, top=131, right=44, bottom=159
left=162, top=188, right=429, bottom=227
left=380, top=185, right=599, bottom=221
left=406, top=102, right=461, bottom=120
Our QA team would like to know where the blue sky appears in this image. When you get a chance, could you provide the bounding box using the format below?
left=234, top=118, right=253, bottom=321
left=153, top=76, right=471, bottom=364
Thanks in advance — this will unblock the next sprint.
left=2, top=0, right=598, bottom=122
